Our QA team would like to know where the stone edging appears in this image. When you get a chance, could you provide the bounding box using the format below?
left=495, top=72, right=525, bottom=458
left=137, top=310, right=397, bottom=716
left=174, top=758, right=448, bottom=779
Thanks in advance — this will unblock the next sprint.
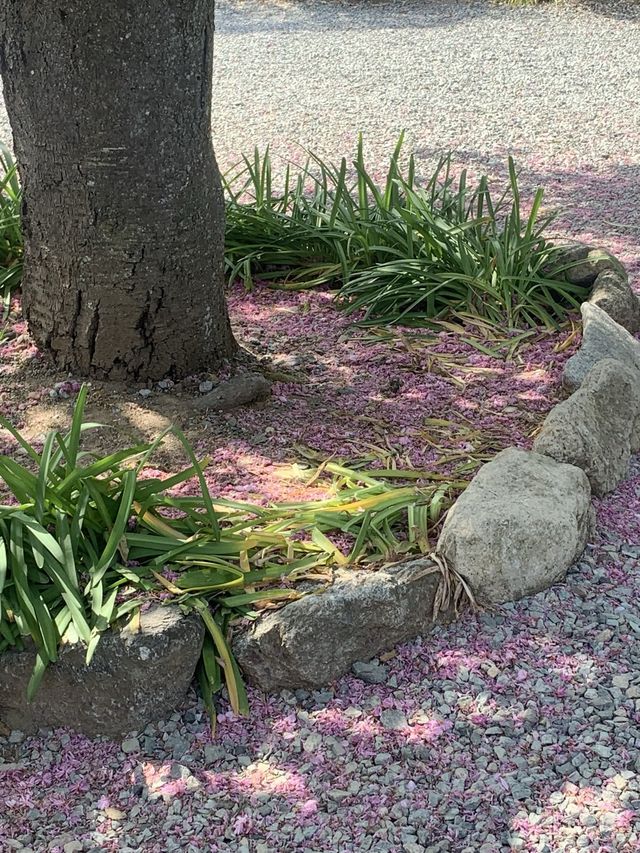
left=234, top=243, right=640, bottom=692
left=0, top=605, right=204, bottom=736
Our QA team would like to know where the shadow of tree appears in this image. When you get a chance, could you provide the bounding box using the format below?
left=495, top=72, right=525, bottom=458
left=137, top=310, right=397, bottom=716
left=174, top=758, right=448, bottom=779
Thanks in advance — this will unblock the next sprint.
left=219, top=0, right=508, bottom=35
left=218, top=0, right=640, bottom=37
left=0, top=280, right=576, bottom=511
left=564, top=0, right=640, bottom=19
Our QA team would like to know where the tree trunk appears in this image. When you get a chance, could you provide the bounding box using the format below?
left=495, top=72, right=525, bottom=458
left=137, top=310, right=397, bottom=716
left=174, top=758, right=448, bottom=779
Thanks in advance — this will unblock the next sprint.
left=0, top=0, right=237, bottom=381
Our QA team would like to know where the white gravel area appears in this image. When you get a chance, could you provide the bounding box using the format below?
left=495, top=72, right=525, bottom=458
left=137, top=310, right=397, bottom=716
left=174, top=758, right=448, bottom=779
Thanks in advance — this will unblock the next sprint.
left=206, top=0, right=640, bottom=162
left=205, top=0, right=640, bottom=272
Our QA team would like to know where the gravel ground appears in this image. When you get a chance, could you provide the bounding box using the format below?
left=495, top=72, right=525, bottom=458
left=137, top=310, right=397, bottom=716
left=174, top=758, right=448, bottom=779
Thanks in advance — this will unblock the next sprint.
left=209, top=0, right=640, bottom=275
left=2, top=2, right=640, bottom=851
left=1, top=0, right=640, bottom=273
left=2, top=473, right=640, bottom=852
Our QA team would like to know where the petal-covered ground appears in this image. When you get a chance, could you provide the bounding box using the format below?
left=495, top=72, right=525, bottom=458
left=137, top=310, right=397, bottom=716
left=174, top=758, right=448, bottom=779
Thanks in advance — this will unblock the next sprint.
left=197, top=285, right=580, bottom=503
left=0, top=283, right=579, bottom=508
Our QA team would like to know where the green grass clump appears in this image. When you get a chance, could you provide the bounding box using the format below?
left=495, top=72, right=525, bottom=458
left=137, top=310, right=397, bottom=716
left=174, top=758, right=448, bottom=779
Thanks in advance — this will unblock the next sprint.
left=1, top=134, right=584, bottom=330
left=0, top=388, right=461, bottom=728
left=224, top=136, right=585, bottom=329
left=0, top=143, right=22, bottom=309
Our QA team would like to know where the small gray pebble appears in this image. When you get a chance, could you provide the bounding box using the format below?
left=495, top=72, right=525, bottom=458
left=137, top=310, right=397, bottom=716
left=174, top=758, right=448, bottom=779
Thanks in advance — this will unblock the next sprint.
left=120, top=738, right=140, bottom=754
left=352, top=661, right=389, bottom=684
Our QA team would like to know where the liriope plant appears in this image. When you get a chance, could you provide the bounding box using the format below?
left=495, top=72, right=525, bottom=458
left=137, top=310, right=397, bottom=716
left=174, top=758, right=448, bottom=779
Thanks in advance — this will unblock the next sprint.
left=223, top=135, right=588, bottom=329
left=0, top=388, right=463, bottom=730
left=3, top=135, right=587, bottom=328
left=0, top=142, right=22, bottom=308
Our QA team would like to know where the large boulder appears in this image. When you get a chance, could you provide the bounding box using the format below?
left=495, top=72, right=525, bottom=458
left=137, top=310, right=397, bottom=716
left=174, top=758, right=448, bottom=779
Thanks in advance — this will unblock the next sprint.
left=533, top=359, right=640, bottom=497
left=0, top=605, right=204, bottom=737
left=233, top=558, right=452, bottom=692
left=563, top=303, right=640, bottom=393
left=588, top=269, right=640, bottom=334
left=544, top=242, right=627, bottom=286
left=436, top=448, right=593, bottom=605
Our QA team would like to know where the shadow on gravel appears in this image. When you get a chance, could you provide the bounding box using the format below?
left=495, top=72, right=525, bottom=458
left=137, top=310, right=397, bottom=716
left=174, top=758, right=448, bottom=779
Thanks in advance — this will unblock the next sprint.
left=219, top=0, right=640, bottom=34
left=220, top=0, right=514, bottom=34
left=570, top=0, right=640, bottom=19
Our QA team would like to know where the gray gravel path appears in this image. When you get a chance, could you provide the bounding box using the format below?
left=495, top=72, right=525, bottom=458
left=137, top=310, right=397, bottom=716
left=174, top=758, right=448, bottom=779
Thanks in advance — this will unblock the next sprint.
left=206, top=0, right=640, bottom=164
left=3, top=495, right=640, bottom=851
left=205, top=0, right=640, bottom=272
left=2, top=0, right=639, bottom=270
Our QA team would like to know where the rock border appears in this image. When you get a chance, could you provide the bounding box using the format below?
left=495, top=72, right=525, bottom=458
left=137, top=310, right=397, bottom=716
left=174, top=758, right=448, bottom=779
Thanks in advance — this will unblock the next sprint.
left=234, top=242, right=640, bottom=692
left=0, top=605, right=204, bottom=737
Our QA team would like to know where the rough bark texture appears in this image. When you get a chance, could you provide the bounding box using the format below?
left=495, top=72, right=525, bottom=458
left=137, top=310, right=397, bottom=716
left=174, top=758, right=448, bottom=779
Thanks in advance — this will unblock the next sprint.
left=0, top=0, right=236, bottom=380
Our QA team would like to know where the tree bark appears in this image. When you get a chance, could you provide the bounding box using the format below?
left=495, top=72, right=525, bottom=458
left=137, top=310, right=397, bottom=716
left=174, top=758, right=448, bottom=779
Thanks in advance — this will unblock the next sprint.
left=0, top=0, right=237, bottom=381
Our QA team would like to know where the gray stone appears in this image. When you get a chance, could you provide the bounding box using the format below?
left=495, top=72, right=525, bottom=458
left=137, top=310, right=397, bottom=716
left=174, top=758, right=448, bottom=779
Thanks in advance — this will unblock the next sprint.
left=351, top=661, right=388, bottom=684
left=436, top=448, right=593, bottom=604
left=563, top=303, right=640, bottom=393
left=544, top=241, right=627, bottom=286
left=0, top=605, right=204, bottom=737
left=233, top=558, right=452, bottom=692
left=204, top=745, right=225, bottom=764
left=193, top=373, right=271, bottom=411
left=380, top=709, right=408, bottom=730
left=302, top=733, right=322, bottom=753
left=121, top=737, right=141, bottom=754
left=534, top=359, right=640, bottom=497
left=589, top=269, right=640, bottom=333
